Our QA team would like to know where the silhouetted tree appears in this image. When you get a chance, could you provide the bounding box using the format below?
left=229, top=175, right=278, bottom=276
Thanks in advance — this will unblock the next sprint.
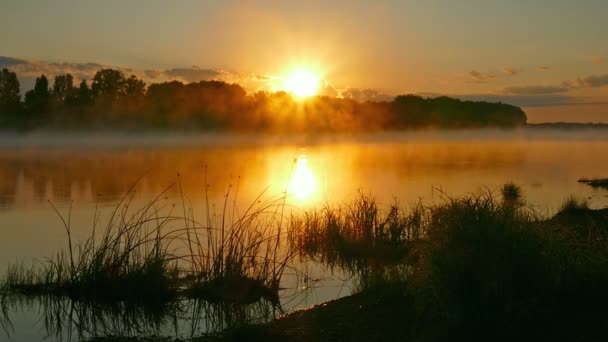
left=91, top=69, right=126, bottom=101
left=124, top=75, right=145, bottom=97
left=24, top=75, right=50, bottom=123
left=0, top=68, right=21, bottom=122
left=0, top=68, right=528, bottom=131
left=77, top=80, right=93, bottom=105
left=51, top=73, right=75, bottom=104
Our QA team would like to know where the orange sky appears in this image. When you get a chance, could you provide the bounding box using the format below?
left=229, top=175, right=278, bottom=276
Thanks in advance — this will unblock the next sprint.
left=1, top=0, right=607, bottom=122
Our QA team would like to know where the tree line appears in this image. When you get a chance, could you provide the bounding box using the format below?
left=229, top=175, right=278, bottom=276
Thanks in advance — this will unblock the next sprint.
left=0, top=68, right=527, bottom=132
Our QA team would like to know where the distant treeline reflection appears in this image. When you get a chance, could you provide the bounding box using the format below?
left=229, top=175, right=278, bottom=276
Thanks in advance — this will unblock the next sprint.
left=0, top=68, right=527, bottom=131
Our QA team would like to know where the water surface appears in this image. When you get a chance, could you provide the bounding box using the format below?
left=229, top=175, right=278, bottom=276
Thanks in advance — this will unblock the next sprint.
left=1, top=129, right=608, bottom=340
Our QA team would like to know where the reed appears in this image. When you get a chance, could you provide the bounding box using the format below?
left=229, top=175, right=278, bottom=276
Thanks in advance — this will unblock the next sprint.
left=1, top=181, right=295, bottom=306
left=181, top=184, right=295, bottom=304
left=288, top=192, right=425, bottom=272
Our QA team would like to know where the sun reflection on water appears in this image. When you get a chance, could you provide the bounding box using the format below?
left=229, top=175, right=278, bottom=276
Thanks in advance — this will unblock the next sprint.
left=288, top=154, right=318, bottom=202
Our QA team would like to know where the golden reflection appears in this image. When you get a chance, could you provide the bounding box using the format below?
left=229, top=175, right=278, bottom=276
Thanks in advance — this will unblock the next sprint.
left=288, top=154, right=318, bottom=202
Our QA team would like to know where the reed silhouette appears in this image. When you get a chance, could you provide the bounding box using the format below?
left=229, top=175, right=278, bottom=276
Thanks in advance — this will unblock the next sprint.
left=2, top=184, right=608, bottom=340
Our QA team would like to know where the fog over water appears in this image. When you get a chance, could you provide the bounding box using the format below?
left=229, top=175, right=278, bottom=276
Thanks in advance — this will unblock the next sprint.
left=2, top=128, right=607, bottom=252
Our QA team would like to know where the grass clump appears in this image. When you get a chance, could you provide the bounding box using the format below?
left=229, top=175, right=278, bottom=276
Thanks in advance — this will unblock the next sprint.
left=411, top=193, right=547, bottom=337
left=285, top=186, right=608, bottom=340
left=500, top=182, right=523, bottom=204
left=4, top=182, right=608, bottom=340
left=557, top=195, right=590, bottom=215
left=180, top=188, right=295, bottom=304
left=2, top=188, right=181, bottom=304
left=1, top=183, right=295, bottom=308
left=289, top=193, right=424, bottom=273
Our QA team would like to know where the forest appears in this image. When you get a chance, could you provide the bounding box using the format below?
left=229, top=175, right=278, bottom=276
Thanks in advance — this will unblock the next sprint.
left=0, top=68, right=527, bottom=132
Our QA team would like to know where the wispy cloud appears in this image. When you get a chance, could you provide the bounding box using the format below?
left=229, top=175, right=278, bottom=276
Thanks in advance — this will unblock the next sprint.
left=341, top=88, right=393, bottom=102
left=0, top=56, right=267, bottom=91
left=0, top=56, right=27, bottom=67
left=468, top=70, right=496, bottom=83
left=589, top=55, right=606, bottom=65
left=503, top=85, right=569, bottom=95
left=579, top=74, right=608, bottom=87
left=163, top=67, right=224, bottom=83
left=501, top=72, right=608, bottom=99
left=502, top=67, right=522, bottom=76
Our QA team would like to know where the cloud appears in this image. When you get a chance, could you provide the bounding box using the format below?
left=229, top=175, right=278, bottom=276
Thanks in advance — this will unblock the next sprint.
left=162, top=67, right=223, bottom=83
left=253, top=74, right=270, bottom=81
left=0, top=56, right=27, bottom=67
left=502, top=67, right=522, bottom=76
left=468, top=70, right=496, bottom=83
left=0, top=56, right=250, bottom=91
left=341, top=88, right=393, bottom=102
left=589, top=55, right=606, bottom=65
left=1, top=57, right=111, bottom=85
left=144, top=69, right=161, bottom=79
left=0, top=57, right=113, bottom=90
left=500, top=73, right=608, bottom=98
left=503, top=85, right=569, bottom=95
left=579, top=74, right=608, bottom=87
left=318, top=82, right=339, bottom=98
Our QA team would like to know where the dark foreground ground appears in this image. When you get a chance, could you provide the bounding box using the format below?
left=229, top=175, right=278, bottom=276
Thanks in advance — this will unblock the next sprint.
left=212, top=289, right=607, bottom=342
left=213, top=288, right=412, bottom=342
left=212, top=206, right=608, bottom=342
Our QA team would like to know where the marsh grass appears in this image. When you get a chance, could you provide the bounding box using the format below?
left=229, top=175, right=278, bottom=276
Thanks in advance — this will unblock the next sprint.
left=405, top=194, right=608, bottom=339
left=287, top=187, right=608, bottom=337
left=1, top=180, right=295, bottom=308
left=413, top=193, right=546, bottom=326
left=557, top=195, right=590, bottom=214
left=178, top=180, right=296, bottom=304
left=1, top=184, right=182, bottom=304
left=4, top=182, right=608, bottom=340
left=289, top=193, right=425, bottom=272
left=500, top=182, right=523, bottom=204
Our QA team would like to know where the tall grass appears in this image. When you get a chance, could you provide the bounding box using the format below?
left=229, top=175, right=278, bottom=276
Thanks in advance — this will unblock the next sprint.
left=1, top=181, right=295, bottom=306
left=2, top=185, right=181, bottom=303
left=4, top=182, right=608, bottom=339
left=411, top=192, right=547, bottom=332
left=289, top=192, right=425, bottom=271
left=181, top=185, right=296, bottom=304
left=288, top=186, right=608, bottom=333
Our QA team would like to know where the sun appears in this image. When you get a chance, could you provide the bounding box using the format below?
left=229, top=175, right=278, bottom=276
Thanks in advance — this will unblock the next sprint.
left=281, top=68, right=321, bottom=98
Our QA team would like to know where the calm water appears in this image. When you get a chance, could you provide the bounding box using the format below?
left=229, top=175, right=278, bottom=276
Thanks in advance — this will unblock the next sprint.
left=1, top=129, right=608, bottom=340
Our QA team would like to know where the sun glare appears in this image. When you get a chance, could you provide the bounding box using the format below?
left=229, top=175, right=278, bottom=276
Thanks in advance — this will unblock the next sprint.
left=288, top=155, right=317, bottom=201
left=281, top=69, right=321, bottom=98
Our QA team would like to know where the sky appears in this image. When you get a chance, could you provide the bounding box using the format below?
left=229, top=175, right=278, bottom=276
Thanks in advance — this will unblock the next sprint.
left=1, top=0, right=608, bottom=122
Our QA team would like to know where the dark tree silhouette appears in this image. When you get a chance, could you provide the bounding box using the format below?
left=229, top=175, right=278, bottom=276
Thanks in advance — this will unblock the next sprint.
left=77, top=80, right=93, bottom=105
left=0, top=68, right=528, bottom=131
left=24, top=75, right=50, bottom=124
left=124, top=75, right=146, bottom=97
left=52, top=73, right=75, bottom=104
left=91, top=69, right=126, bottom=101
left=0, top=68, right=21, bottom=123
